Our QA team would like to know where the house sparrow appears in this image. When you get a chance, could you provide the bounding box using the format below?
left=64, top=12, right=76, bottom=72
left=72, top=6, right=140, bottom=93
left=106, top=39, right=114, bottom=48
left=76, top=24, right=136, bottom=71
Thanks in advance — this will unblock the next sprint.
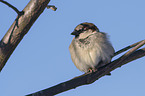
left=69, top=22, right=115, bottom=73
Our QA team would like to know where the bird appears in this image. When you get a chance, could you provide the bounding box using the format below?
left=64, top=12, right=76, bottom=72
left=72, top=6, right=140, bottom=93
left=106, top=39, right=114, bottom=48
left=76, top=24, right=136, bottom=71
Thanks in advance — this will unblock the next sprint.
left=69, top=22, right=115, bottom=73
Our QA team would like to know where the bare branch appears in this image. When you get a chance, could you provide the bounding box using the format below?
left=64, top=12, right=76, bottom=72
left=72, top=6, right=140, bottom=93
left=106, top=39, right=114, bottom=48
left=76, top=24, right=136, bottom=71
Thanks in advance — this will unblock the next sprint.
left=114, top=40, right=145, bottom=64
left=0, top=0, right=23, bottom=15
left=0, top=0, right=51, bottom=72
left=26, top=40, right=145, bottom=96
left=114, top=40, right=144, bottom=56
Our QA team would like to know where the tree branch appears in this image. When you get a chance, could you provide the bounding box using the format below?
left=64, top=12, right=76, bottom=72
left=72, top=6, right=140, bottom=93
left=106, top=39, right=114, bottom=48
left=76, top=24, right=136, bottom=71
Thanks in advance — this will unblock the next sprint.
left=0, top=0, right=23, bottom=15
left=0, top=0, right=51, bottom=72
left=26, top=40, right=145, bottom=96
left=114, top=40, right=144, bottom=56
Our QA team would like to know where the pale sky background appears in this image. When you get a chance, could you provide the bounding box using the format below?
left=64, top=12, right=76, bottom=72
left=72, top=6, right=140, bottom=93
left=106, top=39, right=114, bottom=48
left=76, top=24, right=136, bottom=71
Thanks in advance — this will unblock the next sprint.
left=0, top=0, right=145, bottom=96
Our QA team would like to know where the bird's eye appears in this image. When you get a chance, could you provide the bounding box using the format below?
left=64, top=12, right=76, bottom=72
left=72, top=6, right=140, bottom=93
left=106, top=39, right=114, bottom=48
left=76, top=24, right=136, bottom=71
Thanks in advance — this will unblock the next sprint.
left=77, top=27, right=83, bottom=32
left=78, top=27, right=88, bottom=32
left=80, top=28, right=83, bottom=31
left=83, top=27, right=87, bottom=30
left=83, top=27, right=88, bottom=31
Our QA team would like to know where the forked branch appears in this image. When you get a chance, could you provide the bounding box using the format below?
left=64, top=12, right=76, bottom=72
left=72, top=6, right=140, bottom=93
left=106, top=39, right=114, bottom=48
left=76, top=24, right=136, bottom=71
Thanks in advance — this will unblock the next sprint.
left=27, top=40, right=145, bottom=96
left=0, top=0, right=51, bottom=72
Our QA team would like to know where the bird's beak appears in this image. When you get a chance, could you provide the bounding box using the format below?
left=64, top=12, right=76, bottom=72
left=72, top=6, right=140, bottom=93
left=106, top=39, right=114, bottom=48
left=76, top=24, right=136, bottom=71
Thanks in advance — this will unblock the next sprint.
left=71, top=31, right=79, bottom=35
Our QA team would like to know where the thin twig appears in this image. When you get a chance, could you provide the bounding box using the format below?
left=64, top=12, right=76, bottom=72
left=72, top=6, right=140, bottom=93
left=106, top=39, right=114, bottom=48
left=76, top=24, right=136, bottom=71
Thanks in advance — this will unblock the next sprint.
left=0, top=0, right=23, bottom=15
left=47, top=5, right=57, bottom=11
left=114, top=39, right=145, bottom=56
left=115, top=40, right=145, bottom=63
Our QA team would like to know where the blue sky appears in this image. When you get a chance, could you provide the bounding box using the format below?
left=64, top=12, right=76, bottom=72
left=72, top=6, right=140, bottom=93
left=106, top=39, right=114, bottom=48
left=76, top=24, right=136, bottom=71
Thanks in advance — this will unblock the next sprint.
left=0, top=0, right=145, bottom=96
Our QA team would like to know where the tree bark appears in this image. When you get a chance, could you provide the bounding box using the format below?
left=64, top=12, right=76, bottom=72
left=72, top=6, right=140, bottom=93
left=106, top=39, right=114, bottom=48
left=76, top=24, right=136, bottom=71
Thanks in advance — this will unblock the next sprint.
left=0, top=0, right=50, bottom=72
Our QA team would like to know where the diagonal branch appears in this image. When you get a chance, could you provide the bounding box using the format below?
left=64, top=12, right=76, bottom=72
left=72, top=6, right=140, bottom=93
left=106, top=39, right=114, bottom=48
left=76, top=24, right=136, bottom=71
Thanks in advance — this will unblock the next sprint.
left=114, top=40, right=144, bottom=56
left=114, top=40, right=145, bottom=63
left=26, top=40, right=145, bottom=96
left=0, top=0, right=51, bottom=72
